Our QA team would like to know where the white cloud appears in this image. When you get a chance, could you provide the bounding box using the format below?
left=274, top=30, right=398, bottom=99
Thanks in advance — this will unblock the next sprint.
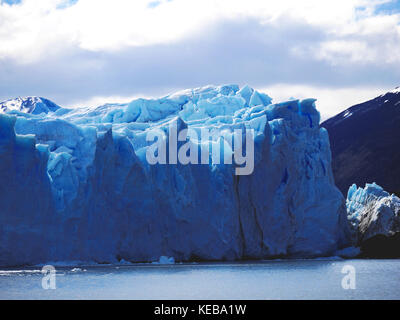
left=313, top=13, right=400, bottom=64
left=1, top=0, right=399, bottom=64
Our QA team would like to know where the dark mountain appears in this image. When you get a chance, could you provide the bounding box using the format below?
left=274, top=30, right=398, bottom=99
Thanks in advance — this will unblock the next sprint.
left=321, top=88, right=400, bottom=197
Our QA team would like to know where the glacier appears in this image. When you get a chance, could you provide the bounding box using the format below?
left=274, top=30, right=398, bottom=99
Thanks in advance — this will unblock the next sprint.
left=0, top=85, right=350, bottom=266
left=346, top=182, right=400, bottom=257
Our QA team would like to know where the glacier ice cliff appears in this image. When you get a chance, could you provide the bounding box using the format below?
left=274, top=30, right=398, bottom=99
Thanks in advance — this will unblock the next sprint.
left=0, top=85, right=349, bottom=266
left=346, top=183, right=400, bottom=257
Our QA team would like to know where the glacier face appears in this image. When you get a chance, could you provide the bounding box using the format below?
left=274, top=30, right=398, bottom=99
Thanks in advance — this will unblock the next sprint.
left=347, top=183, right=400, bottom=246
left=0, top=85, right=349, bottom=266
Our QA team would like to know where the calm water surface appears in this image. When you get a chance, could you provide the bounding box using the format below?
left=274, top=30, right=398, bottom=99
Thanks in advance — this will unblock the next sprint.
left=1, top=259, right=399, bottom=299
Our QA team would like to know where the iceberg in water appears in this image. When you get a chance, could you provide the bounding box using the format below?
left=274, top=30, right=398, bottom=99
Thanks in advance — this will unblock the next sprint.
left=0, top=85, right=349, bottom=266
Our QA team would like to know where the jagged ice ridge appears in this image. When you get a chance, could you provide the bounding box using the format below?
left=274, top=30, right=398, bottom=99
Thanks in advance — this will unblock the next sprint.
left=347, top=182, right=400, bottom=244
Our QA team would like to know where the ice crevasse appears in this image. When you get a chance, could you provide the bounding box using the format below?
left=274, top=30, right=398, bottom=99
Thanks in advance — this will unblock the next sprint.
left=0, top=85, right=349, bottom=266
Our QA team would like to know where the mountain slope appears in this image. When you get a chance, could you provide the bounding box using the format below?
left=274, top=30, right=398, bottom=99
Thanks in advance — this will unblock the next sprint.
left=0, top=96, right=61, bottom=114
left=321, top=88, right=400, bottom=196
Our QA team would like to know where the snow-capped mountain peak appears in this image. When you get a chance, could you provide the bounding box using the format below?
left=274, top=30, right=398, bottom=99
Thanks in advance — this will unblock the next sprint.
left=321, top=86, right=400, bottom=196
left=390, top=87, right=400, bottom=94
left=0, top=96, right=60, bottom=115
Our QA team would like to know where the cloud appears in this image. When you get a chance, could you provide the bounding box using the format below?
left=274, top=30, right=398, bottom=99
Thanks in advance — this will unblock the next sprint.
left=1, top=0, right=398, bottom=62
left=312, top=13, right=400, bottom=65
left=0, top=0, right=399, bottom=120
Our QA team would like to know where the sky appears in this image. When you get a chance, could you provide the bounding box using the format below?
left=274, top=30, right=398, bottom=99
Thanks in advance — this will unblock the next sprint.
left=0, top=0, right=399, bottom=120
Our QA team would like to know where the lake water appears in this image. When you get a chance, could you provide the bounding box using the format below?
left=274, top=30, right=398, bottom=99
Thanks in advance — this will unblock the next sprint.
left=1, top=259, right=399, bottom=299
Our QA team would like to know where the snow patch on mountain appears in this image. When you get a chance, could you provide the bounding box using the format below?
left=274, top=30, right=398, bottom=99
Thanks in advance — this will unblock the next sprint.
left=0, top=97, right=61, bottom=115
left=389, top=87, right=400, bottom=94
